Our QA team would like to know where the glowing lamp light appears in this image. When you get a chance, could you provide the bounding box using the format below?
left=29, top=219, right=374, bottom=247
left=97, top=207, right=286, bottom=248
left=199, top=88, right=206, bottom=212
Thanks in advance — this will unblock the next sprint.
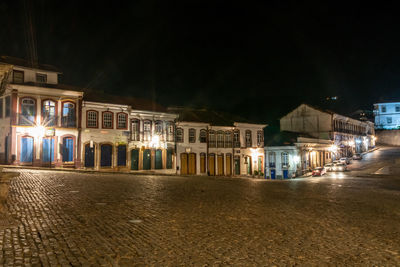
left=293, top=155, right=300, bottom=164
left=329, top=145, right=338, bottom=152
left=28, top=125, right=45, bottom=137
left=150, top=135, right=160, bottom=148
left=348, top=141, right=355, bottom=147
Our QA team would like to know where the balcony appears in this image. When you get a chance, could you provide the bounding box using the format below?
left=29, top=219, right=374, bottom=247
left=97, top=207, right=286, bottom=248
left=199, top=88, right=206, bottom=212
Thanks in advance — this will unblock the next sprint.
left=61, top=116, right=76, bottom=128
left=17, top=113, right=36, bottom=126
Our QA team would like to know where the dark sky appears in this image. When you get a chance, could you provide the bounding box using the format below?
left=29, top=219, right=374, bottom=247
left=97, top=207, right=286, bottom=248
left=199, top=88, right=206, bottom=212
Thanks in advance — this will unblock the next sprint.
left=1, top=1, right=400, bottom=125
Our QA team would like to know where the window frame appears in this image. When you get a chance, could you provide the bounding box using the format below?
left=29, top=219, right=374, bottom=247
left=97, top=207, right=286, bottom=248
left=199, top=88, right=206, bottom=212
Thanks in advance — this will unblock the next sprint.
left=245, top=130, right=252, bottom=147
left=102, top=111, right=114, bottom=129
left=233, top=130, right=240, bottom=148
left=176, top=127, right=184, bottom=143
left=19, top=97, right=37, bottom=124
left=36, top=73, right=47, bottom=83
left=225, top=131, right=232, bottom=148
left=189, top=128, right=196, bottom=143
left=143, top=120, right=152, bottom=141
left=209, top=130, right=216, bottom=148
left=217, top=130, right=224, bottom=148
left=199, top=129, right=207, bottom=143
left=257, top=130, right=264, bottom=147
left=166, top=121, right=175, bottom=142
left=387, top=117, right=392, bottom=124
left=131, top=119, right=140, bottom=141
left=86, top=110, right=99, bottom=128
left=116, top=112, right=128, bottom=130
left=13, top=70, right=24, bottom=83
left=41, top=99, right=57, bottom=126
left=381, top=106, right=386, bottom=113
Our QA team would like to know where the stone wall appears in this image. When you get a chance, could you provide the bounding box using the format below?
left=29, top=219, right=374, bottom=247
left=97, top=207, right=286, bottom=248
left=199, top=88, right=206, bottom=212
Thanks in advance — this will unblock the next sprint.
left=376, top=130, right=400, bottom=146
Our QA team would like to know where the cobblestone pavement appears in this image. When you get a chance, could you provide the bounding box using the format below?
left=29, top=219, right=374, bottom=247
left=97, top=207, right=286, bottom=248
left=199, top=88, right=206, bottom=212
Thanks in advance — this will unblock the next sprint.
left=1, top=153, right=400, bottom=265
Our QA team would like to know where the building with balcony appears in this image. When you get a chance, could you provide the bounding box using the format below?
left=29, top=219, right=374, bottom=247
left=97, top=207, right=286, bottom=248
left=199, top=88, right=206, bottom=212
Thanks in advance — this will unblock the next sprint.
left=280, top=104, right=375, bottom=157
left=81, top=101, right=178, bottom=172
left=0, top=56, right=83, bottom=167
left=169, top=107, right=266, bottom=177
left=373, top=101, right=400, bottom=130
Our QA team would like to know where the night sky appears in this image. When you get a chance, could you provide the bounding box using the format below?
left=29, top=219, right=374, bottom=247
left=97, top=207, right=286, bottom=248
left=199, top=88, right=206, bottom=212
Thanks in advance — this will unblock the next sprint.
left=1, top=1, right=400, bottom=125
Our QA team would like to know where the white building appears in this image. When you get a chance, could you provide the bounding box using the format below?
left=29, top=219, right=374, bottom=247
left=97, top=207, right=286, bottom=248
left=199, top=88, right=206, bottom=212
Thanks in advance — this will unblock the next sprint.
left=280, top=104, right=375, bottom=157
left=265, top=132, right=334, bottom=179
left=0, top=56, right=83, bottom=167
left=170, top=108, right=266, bottom=177
left=373, top=102, right=400, bottom=129
left=81, top=101, right=178, bottom=172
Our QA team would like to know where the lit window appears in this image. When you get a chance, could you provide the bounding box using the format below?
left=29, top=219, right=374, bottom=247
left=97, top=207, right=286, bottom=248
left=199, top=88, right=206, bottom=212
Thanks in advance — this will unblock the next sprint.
left=155, top=121, right=163, bottom=135
left=189, top=128, right=196, bottom=143
left=233, top=130, right=240, bottom=147
left=281, top=152, right=288, bottom=167
left=62, top=102, right=76, bottom=127
left=13, top=70, right=24, bottom=83
left=166, top=122, right=174, bottom=141
left=200, top=129, right=207, bottom=143
left=117, top=113, right=127, bottom=129
left=20, top=98, right=36, bottom=125
left=102, top=112, right=113, bottom=128
left=176, top=128, right=184, bottom=142
left=87, top=111, right=98, bottom=128
left=36, top=73, right=47, bottom=83
left=143, top=121, right=152, bottom=141
left=42, top=100, right=56, bottom=126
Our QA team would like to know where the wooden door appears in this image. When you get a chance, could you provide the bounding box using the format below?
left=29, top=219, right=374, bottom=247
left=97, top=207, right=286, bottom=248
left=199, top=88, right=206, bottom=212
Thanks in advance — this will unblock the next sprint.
left=208, top=154, right=215, bottom=176
left=131, top=149, right=139, bottom=170
left=100, top=144, right=112, bottom=167
left=84, top=144, right=95, bottom=167
left=226, top=154, right=232, bottom=176
left=217, top=154, right=224, bottom=176
left=200, top=153, right=206, bottom=173
left=180, top=153, right=188, bottom=175
left=155, top=149, right=162, bottom=169
left=188, top=153, right=196, bottom=174
left=143, top=149, right=151, bottom=170
left=166, top=149, right=173, bottom=169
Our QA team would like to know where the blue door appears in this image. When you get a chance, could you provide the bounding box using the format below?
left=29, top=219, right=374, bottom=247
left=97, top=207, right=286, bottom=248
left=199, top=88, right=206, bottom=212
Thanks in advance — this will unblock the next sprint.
left=42, top=138, right=54, bottom=163
left=85, top=144, right=95, bottom=167
left=283, top=170, right=289, bottom=179
left=21, top=137, right=33, bottom=163
left=101, top=144, right=112, bottom=167
left=63, top=137, right=74, bottom=162
left=270, top=169, right=276, bottom=179
left=117, top=145, right=126, bottom=166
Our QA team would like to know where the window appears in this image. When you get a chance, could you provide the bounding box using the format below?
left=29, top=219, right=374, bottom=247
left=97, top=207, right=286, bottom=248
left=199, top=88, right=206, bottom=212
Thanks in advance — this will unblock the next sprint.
left=36, top=73, right=47, bottom=83
left=155, top=121, right=163, bottom=137
left=396, top=106, right=400, bottom=112
left=233, top=130, right=240, bottom=148
left=189, top=128, right=196, bottom=143
left=209, top=130, right=216, bottom=147
left=381, top=106, right=386, bottom=113
left=269, top=152, right=276, bottom=168
left=42, top=100, right=56, bottom=126
left=62, top=102, right=76, bottom=127
left=131, top=120, right=140, bottom=141
left=87, top=110, right=98, bottom=128
left=176, top=128, right=183, bottom=142
left=0, top=98, right=3, bottom=118
left=387, top=117, right=392, bottom=124
left=102, top=111, right=113, bottom=129
left=257, top=130, right=264, bottom=147
left=245, top=130, right=252, bottom=147
left=225, top=131, right=232, bottom=148
left=13, top=70, right=24, bottom=83
left=117, top=113, right=127, bottom=129
left=143, top=120, right=152, bottom=141
left=200, top=129, right=207, bottom=143
left=166, top=122, right=174, bottom=142
left=5, top=96, right=10, bottom=117
left=217, top=131, right=224, bottom=147
left=20, top=98, right=36, bottom=125
left=281, top=152, right=288, bottom=167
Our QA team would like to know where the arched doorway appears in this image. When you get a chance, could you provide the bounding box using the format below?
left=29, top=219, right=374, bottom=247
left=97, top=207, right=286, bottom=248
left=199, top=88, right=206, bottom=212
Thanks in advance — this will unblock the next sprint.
left=100, top=144, right=112, bottom=167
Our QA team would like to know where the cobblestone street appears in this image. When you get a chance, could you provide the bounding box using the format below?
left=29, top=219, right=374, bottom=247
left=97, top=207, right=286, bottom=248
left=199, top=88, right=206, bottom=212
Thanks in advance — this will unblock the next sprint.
left=1, top=150, right=400, bottom=265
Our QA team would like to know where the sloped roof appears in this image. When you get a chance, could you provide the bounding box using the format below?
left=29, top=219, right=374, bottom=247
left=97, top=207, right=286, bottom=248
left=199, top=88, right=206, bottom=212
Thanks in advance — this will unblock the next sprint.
left=0, top=56, right=61, bottom=73
left=168, top=107, right=260, bottom=126
left=265, top=131, right=314, bottom=146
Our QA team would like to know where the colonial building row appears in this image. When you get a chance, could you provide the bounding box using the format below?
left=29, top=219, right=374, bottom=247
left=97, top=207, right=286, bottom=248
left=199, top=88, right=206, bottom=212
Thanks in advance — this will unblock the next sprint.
left=0, top=56, right=267, bottom=177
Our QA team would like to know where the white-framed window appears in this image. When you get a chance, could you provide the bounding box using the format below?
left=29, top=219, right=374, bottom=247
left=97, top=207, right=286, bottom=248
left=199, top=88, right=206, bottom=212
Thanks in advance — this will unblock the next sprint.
left=155, top=121, right=163, bottom=135
left=257, top=130, right=264, bottom=147
left=225, top=131, right=232, bottom=148
left=87, top=110, right=98, bottom=128
left=13, top=70, right=24, bottom=83
left=268, top=152, right=276, bottom=167
left=117, top=113, right=127, bottom=129
left=36, top=73, right=47, bottom=83
left=209, top=130, right=216, bottom=148
left=233, top=130, right=240, bottom=147
left=381, top=106, right=386, bottom=113
left=20, top=98, right=36, bottom=125
left=143, top=120, right=152, bottom=141
left=42, top=100, right=56, bottom=126
left=217, top=131, right=224, bottom=147
left=176, top=128, right=184, bottom=143
left=245, top=130, right=252, bottom=147
left=102, top=111, right=113, bottom=129
left=189, top=128, right=196, bottom=143
left=166, top=122, right=174, bottom=141
left=131, top=120, right=140, bottom=141
left=281, top=152, right=289, bottom=167
left=200, top=129, right=207, bottom=143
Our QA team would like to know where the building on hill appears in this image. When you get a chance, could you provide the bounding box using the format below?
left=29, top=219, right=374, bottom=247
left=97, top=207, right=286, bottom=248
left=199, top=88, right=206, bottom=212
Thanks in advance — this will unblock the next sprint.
left=373, top=101, right=400, bottom=130
left=169, top=107, right=267, bottom=177
left=280, top=103, right=375, bottom=157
